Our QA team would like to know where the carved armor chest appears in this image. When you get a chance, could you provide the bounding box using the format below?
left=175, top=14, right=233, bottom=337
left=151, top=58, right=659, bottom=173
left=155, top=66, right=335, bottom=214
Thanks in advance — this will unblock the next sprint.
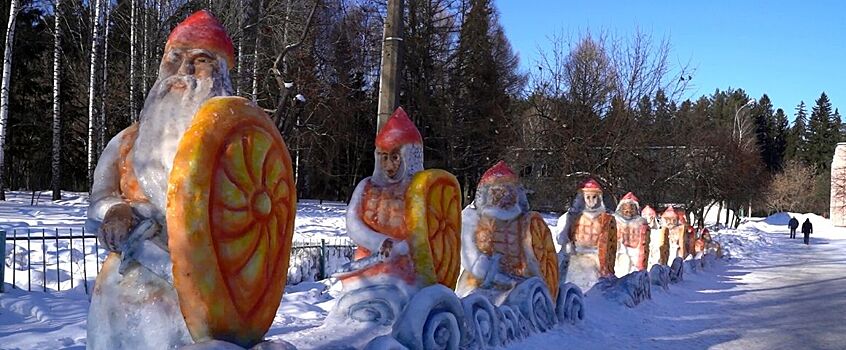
left=361, top=181, right=408, bottom=239
left=574, top=213, right=605, bottom=248
left=667, top=225, right=685, bottom=245
left=475, top=215, right=527, bottom=276
left=618, top=221, right=645, bottom=248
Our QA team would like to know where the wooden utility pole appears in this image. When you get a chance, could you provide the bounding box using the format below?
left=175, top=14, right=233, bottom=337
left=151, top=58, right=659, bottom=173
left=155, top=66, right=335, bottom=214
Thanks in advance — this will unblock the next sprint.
left=376, top=0, right=404, bottom=132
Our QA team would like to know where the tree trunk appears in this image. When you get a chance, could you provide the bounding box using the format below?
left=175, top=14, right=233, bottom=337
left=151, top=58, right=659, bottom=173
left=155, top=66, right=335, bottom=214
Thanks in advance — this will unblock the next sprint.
left=236, top=0, right=244, bottom=95
left=130, top=0, right=137, bottom=122
left=141, top=0, right=148, bottom=95
left=87, top=0, right=104, bottom=188
left=376, top=0, right=404, bottom=132
left=99, top=0, right=110, bottom=154
left=52, top=0, right=63, bottom=201
left=250, top=0, right=263, bottom=101
left=0, top=0, right=20, bottom=201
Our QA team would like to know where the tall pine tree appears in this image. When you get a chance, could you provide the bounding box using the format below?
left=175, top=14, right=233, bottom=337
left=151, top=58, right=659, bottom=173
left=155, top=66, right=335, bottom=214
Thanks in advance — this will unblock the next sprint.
left=451, top=0, right=521, bottom=200
left=771, top=108, right=789, bottom=171
left=785, top=101, right=808, bottom=162
left=752, top=94, right=777, bottom=171
left=806, top=92, right=835, bottom=171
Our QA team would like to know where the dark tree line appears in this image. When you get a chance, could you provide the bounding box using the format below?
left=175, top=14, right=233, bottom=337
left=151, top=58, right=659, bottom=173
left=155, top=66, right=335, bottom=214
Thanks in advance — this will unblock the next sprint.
left=0, top=0, right=839, bottom=221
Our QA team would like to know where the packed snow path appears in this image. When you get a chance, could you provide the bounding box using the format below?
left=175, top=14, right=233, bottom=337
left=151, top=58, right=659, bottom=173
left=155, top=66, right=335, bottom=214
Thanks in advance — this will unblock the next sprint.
left=2, top=193, right=845, bottom=349
left=509, top=217, right=846, bottom=350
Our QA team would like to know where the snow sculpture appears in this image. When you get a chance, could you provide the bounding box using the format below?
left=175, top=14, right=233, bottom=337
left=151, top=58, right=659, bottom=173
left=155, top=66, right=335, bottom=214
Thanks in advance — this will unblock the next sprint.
left=831, top=142, right=846, bottom=226
left=456, top=161, right=559, bottom=301
left=694, top=227, right=723, bottom=258
left=555, top=179, right=617, bottom=291
left=678, top=209, right=696, bottom=258
left=662, top=206, right=691, bottom=261
left=613, top=192, right=650, bottom=276
left=285, top=107, right=465, bottom=349
left=335, top=106, right=461, bottom=306
left=643, top=205, right=669, bottom=267
left=86, top=11, right=296, bottom=349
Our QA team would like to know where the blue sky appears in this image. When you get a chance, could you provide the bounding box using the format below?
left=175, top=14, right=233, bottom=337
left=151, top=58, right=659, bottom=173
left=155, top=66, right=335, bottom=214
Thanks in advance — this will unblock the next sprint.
left=496, top=0, right=845, bottom=120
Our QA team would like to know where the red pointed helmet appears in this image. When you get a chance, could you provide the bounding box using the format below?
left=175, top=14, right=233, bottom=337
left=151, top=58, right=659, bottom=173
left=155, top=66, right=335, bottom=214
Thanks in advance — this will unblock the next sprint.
left=479, top=161, right=519, bottom=186
left=621, top=192, right=639, bottom=203
left=165, top=10, right=235, bottom=69
left=375, top=107, right=423, bottom=151
left=642, top=205, right=656, bottom=217
left=662, top=206, right=678, bottom=218
left=580, top=178, right=603, bottom=193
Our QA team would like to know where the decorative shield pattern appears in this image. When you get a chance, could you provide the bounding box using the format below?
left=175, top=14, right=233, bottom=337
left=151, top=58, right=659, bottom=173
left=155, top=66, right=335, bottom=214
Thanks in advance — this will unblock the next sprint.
left=167, top=96, right=296, bottom=347
left=405, top=169, right=462, bottom=290
left=527, top=212, right=559, bottom=301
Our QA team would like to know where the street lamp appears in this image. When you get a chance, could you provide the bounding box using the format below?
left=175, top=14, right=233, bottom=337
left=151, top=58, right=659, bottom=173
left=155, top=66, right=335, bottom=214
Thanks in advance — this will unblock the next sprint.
left=733, top=99, right=756, bottom=145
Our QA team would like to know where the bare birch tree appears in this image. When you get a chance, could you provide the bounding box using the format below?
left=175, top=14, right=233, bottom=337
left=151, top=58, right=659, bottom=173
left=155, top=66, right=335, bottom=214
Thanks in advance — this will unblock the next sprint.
left=87, top=0, right=104, bottom=187
left=130, top=0, right=137, bottom=121
left=0, top=0, right=20, bottom=200
left=52, top=0, right=63, bottom=200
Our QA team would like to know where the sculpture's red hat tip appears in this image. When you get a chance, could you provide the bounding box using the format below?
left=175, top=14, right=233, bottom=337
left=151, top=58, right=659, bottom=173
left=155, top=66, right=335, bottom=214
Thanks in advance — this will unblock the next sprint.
left=375, top=107, right=423, bottom=150
left=166, top=10, right=235, bottom=69
left=580, top=178, right=603, bottom=192
left=479, top=161, right=518, bottom=185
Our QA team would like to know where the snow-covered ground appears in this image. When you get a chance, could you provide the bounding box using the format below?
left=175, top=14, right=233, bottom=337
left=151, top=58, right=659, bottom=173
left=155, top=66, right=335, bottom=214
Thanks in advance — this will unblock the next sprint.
left=2, top=191, right=845, bottom=349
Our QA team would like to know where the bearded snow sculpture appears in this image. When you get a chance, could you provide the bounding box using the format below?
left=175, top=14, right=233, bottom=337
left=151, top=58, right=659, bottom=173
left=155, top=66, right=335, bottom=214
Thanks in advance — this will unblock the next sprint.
left=642, top=205, right=669, bottom=267
left=87, top=11, right=296, bottom=349
left=662, top=206, right=691, bottom=261
left=555, top=179, right=617, bottom=291
left=456, top=161, right=559, bottom=301
left=613, top=192, right=650, bottom=276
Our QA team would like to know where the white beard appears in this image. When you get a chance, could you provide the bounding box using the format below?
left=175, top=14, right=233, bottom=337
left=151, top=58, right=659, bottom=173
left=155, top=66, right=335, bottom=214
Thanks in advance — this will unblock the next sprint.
left=480, top=203, right=523, bottom=221
left=132, top=74, right=226, bottom=216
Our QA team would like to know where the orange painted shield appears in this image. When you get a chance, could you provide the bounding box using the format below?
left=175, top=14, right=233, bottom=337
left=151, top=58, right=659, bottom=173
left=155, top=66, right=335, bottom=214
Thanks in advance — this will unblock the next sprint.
left=405, top=169, right=462, bottom=290
left=167, top=96, right=296, bottom=347
left=527, top=212, right=559, bottom=300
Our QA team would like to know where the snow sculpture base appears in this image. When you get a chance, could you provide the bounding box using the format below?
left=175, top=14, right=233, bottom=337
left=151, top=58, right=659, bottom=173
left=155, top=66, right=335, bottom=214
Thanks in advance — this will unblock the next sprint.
left=88, top=254, right=193, bottom=350
left=669, top=257, right=684, bottom=283
left=590, top=270, right=652, bottom=308
left=648, top=264, right=670, bottom=292
left=566, top=253, right=601, bottom=292
left=556, top=282, right=586, bottom=325
left=355, top=278, right=585, bottom=349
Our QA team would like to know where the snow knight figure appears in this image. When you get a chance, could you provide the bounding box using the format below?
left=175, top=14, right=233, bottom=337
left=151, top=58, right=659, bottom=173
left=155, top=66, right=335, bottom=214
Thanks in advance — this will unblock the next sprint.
left=613, top=192, right=650, bottom=276
left=662, top=206, right=691, bottom=261
left=331, top=107, right=461, bottom=320
left=643, top=205, right=669, bottom=266
left=555, top=179, right=617, bottom=291
left=456, top=161, right=559, bottom=301
left=87, top=11, right=297, bottom=349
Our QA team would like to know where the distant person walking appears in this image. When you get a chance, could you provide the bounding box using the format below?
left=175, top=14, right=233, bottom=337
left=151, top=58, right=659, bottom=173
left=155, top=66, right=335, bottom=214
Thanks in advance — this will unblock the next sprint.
left=801, top=218, right=813, bottom=245
left=788, top=216, right=799, bottom=239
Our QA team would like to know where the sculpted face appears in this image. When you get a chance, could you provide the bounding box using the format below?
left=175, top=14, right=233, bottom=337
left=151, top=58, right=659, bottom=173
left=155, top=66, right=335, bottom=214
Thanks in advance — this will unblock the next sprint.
left=156, top=48, right=220, bottom=98
left=620, top=202, right=637, bottom=219
left=665, top=216, right=679, bottom=226
left=583, top=191, right=602, bottom=210
left=161, top=48, right=219, bottom=80
left=378, top=149, right=402, bottom=179
left=488, top=184, right=517, bottom=209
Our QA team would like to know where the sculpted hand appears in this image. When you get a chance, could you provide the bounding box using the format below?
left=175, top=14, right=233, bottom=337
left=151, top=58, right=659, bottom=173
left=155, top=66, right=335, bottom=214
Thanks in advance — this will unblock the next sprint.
left=100, top=203, right=135, bottom=252
left=379, top=238, right=395, bottom=258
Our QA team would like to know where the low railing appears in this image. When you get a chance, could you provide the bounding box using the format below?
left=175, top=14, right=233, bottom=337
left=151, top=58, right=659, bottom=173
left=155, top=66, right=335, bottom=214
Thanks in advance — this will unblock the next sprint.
left=1, top=229, right=356, bottom=295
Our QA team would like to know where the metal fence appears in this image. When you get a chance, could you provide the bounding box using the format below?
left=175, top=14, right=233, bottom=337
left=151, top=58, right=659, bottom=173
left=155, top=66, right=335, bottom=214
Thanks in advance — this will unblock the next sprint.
left=1, top=228, right=356, bottom=295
